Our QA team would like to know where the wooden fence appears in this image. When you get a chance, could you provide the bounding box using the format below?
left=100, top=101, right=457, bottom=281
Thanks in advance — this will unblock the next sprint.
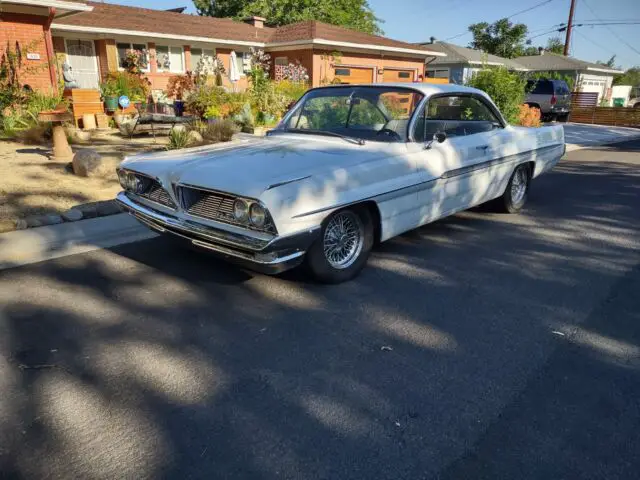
left=569, top=106, right=640, bottom=127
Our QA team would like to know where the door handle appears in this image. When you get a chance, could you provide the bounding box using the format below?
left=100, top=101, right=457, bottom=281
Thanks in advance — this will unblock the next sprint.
left=476, top=145, right=489, bottom=151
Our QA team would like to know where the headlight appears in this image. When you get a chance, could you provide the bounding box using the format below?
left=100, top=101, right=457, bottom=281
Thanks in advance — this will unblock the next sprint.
left=249, top=203, right=266, bottom=227
left=117, top=169, right=128, bottom=189
left=126, top=172, right=137, bottom=192
left=233, top=199, right=249, bottom=222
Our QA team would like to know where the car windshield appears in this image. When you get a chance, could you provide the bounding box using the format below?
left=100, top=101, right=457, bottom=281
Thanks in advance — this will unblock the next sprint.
left=279, top=86, right=424, bottom=142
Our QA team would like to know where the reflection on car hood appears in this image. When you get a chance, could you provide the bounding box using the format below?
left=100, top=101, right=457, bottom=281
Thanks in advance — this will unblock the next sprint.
left=121, top=134, right=394, bottom=199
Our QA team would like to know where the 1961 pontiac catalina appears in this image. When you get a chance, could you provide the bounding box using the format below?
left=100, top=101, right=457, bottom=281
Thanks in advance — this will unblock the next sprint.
left=116, top=83, right=565, bottom=283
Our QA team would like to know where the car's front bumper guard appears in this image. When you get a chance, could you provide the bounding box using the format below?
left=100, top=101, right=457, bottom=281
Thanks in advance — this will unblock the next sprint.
left=116, top=192, right=320, bottom=272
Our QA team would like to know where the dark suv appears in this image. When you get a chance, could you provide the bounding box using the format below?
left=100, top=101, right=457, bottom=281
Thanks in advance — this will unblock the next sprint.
left=525, top=79, right=572, bottom=122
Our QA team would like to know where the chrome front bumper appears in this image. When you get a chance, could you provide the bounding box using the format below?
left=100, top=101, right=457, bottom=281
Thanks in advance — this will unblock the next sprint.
left=116, top=192, right=320, bottom=274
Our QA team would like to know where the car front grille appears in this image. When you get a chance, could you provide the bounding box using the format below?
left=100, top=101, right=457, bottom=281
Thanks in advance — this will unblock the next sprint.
left=140, top=181, right=176, bottom=209
left=177, top=185, right=276, bottom=233
left=178, top=185, right=238, bottom=223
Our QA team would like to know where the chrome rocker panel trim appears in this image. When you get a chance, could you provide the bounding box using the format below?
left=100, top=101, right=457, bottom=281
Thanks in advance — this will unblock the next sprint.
left=116, top=192, right=320, bottom=274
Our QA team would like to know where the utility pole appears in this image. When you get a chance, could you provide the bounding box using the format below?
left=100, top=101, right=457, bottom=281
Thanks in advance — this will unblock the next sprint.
left=563, top=0, right=577, bottom=55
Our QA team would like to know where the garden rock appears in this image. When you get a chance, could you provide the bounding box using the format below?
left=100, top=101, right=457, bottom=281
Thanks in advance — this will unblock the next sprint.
left=187, top=130, right=203, bottom=144
left=25, top=214, right=63, bottom=228
left=118, top=120, right=136, bottom=137
left=72, top=149, right=102, bottom=177
left=61, top=208, right=83, bottom=222
left=171, top=124, right=187, bottom=134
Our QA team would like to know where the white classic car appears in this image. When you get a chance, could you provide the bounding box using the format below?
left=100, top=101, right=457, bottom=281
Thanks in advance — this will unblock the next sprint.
left=116, top=83, right=565, bottom=283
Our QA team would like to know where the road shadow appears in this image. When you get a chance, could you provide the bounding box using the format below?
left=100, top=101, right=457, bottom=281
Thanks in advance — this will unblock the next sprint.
left=0, top=142, right=639, bottom=479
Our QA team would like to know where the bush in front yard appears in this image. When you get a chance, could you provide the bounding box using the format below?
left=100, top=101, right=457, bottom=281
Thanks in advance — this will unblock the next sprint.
left=466, top=67, right=526, bottom=125
left=517, top=104, right=542, bottom=127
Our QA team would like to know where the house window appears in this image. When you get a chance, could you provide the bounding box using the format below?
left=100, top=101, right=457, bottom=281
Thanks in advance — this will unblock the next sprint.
left=398, top=71, right=411, bottom=79
left=190, top=48, right=215, bottom=72
left=275, top=56, right=289, bottom=66
left=156, top=45, right=184, bottom=73
left=241, top=52, right=252, bottom=73
left=425, top=68, right=449, bottom=79
left=335, top=68, right=351, bottom=76
left=116, top=42, right=148, bottom=70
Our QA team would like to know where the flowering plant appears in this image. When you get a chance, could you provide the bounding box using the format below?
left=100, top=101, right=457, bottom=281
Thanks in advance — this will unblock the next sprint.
left=123, top=49, right=148, bottom=75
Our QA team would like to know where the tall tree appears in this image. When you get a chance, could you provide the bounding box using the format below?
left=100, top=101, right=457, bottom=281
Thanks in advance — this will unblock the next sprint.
left=193, top=0, right=383, bottom=35
left=545, top=37, right=564, bottom=55
left=612, top=67, right=640, bottom=86
left=468, top=18, right=528, bottom=59
left=596, top=55, right=618, bottom=68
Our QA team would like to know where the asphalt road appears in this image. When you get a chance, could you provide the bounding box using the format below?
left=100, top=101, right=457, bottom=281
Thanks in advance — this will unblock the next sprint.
left=1, top=140, right=639, bottom=480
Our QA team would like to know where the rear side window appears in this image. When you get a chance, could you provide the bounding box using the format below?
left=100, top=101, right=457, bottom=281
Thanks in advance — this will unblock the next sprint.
left=553, top=81, right=570, bottom=94
left=527, top=80, right=554, bottom=95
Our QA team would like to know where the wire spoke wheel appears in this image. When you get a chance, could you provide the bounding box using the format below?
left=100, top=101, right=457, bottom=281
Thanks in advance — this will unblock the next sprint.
left=323, top=211, right=364, bottom=269
left=511, top=167, right=528, bottom=205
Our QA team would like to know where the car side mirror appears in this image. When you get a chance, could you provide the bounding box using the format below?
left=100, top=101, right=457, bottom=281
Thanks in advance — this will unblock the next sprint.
left=434, top=132, right=447, bottom=143
left=424, top=131, right=446, bottom=150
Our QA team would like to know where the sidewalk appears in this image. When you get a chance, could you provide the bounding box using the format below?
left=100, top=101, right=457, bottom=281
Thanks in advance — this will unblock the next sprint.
left=563, top=123, right=640, bottom=151
left=0, top=213, right=155, bottom=270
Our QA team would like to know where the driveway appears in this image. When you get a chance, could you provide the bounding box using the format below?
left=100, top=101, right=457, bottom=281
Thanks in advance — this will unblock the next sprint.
left=0, top=141, right=639, bottom=479
left=563, top=122, right=640, bottom=150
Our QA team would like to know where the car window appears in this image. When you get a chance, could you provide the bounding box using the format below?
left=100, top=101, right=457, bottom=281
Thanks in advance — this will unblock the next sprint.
left=414, top=95, right=501, bottom=141
left=527, top=80, right=554, bottom=95
left=553, top=81, right=570, bottom=95
left=283, top=86, right=424, bottom=142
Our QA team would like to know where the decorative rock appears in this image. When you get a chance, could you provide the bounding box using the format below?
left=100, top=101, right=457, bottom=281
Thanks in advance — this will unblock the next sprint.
left=74, top=130, right=92, bottom=142
left=171, top=124, right=187, bottom=134
left=187, top=130, right=203, bottom=144
left=72, top=149, right=102, bottom=177
left=25, top=214, right=63, bottom=228
left=15, top=219, right=28, bottom=230
left=61, top=208, right=83, bottom=222
left=119, top=121, right=136, bottom=137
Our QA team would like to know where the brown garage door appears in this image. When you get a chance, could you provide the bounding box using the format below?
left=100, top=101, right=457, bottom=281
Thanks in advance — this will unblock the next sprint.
left=383, top=69, right=415, bottom=83
left=333, top=66, right=374, bottom=84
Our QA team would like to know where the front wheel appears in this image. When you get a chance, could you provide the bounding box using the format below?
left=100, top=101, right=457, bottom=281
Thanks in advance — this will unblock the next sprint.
left=305, top=207, right=374, bottom=283
left=499, top=164, right=531, bottom=213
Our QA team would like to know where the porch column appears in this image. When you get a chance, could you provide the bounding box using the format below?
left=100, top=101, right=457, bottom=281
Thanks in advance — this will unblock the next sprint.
left=183, top=45, right=191, bottom=72
left=146, top=42, right=156, bottom=74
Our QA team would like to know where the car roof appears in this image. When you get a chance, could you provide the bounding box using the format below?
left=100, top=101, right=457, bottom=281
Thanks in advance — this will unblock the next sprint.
left=312, top=82, right=487, bottom=97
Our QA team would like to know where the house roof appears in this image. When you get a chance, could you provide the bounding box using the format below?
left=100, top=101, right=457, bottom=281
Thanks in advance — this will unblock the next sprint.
left=2, top=0, right=93, bottom=18
left=417, top=41, right=528, bottom=70
left=51, top=1, right=444, bottom=57
left=269, top=20, right=444, bottom=56
left=513, top=53, right=624, bottom=74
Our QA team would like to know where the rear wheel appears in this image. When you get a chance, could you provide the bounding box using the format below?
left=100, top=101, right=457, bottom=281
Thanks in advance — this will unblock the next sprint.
left=499, top=164, right=531, bottom=213
left=305, top=207, right=374, bottom=283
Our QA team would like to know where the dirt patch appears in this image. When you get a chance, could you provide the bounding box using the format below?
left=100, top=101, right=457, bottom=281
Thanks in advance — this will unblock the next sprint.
left=0, top=134, right=167, bottom=232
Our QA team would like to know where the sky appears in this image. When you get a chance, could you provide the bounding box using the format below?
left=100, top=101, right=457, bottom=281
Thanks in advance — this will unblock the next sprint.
left=96, top=0, right=640, bottom=69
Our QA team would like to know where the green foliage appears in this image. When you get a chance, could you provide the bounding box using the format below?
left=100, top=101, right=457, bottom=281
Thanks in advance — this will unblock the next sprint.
left=613, top=67, right=640, bottom=86
left=274, top=80, right=308, bottom=102
left=466, top=67, right=526, bottom=124
left=596, top=55, right=618, bottom=69
left=198, top=119, right=240, bottom=143
left=193, top=0, right=382, bottom=35
left=545, top=37, right=564, bottom=55
left=527, top=71, right=575, bottom=91
left=100, top=72, right=150, bottom=101
left=167, top=128, right=191, bottom=150
left=468, top=18, right=529, bottom=59
left=0, top=90, right=64, bottom=140
left=185, top=85, right=248, bottom=119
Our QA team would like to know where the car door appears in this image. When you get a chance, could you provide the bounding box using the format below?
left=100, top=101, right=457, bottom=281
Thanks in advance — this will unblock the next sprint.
left=413, top=94, right=507, bottom=224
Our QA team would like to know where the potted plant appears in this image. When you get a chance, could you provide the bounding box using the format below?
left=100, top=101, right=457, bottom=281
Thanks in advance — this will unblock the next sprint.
left=166, top=73, right=195, bottom=117
left=100, top=80, right=119, bottom=112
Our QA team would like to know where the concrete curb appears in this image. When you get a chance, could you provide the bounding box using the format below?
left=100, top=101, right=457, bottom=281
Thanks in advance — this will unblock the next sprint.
left=0, top=213, right=156, bottom=270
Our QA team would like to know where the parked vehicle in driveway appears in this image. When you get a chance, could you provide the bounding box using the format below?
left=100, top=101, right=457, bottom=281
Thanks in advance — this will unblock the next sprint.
left=116, top=83, right=565, bottom=283
left=525, top=78, right=572, bottom=121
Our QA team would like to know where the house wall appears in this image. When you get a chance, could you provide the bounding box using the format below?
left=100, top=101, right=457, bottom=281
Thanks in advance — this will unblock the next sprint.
left=311, top=50, right=424, bottom=87
left=0, top=13, right=55, bottom=91
left=266, top=49, right=314, bottom=82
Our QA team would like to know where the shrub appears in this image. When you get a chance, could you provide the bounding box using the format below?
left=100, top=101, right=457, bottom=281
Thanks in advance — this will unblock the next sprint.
left=167, top=128, right=191, bottom=150
left=166, top=73, right=195, bottom=100
left=466, top=67, right=526, bottom=124
left=274, top=80, right=308, bottom=103
left=198, top=119, right=239, bottom=143
left=100, top=72, right=150, bottom=101
left=0, top=90, right=64, bottom=140
left=517, top=104, right=542, bottom=127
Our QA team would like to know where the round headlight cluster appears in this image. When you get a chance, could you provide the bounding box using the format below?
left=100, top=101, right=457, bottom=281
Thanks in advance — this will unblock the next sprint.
left=233, top=198, right=268, bottom=228
left=118, top=169, right=147, bottom=194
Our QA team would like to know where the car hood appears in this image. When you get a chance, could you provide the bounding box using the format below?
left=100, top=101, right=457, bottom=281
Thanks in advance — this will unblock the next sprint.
left=121, top=134, right=393, bottom=199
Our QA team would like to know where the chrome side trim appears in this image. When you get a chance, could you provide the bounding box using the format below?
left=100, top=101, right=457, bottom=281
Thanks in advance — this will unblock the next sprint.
left=266, top=175, right=312, bottom=190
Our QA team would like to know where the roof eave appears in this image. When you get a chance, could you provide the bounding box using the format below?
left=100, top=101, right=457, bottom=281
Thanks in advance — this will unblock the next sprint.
left=267, top=38, right=446, bottom=57
left=6, top=0, right=93, bottom=13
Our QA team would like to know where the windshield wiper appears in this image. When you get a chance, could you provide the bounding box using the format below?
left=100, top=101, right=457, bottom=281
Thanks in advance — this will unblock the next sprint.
left=281, top=128, right=366, bottom=146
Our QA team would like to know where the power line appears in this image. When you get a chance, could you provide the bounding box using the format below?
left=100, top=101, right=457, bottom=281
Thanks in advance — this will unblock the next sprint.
left=581, top=0, right=640, bottom=57
left=443, top=0, right=557, bottom=41
left=574, top=30, right=616, bottom=56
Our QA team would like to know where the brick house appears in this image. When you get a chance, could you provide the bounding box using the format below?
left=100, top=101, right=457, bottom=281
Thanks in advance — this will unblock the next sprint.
left=1, top=0, right=444, bottom=94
